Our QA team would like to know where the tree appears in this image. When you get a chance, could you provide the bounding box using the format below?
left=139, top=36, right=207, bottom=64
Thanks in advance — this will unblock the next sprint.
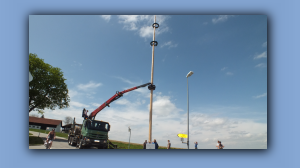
left=38, top=109, right=45, bottom=117
left=64, top=116, right=73, bottom=125
left=29, top=53, right=70, bottom=112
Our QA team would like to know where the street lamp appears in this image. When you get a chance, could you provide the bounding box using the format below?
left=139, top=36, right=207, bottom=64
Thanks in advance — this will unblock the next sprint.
left=128, top=126, right=131, bottom=149
left=186, top=71, right=193, bottom=149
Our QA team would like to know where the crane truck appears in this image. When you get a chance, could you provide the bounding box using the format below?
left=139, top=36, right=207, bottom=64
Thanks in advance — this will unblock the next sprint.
left=67, top=82, right=155, bottom=149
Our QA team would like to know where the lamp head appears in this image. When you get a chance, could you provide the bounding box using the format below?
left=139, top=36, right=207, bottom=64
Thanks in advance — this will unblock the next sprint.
left=186, top=71, right=194, bottom=78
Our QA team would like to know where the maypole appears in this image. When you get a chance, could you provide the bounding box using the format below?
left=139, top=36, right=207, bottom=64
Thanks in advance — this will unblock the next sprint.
left=148, top=15, right=159, bottom=142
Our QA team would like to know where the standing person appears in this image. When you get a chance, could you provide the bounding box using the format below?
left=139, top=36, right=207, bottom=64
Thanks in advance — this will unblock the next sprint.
left=46, top=129, right=56, bottom=149
left=216, top=140, right=225, bottom=149
left=82, top=108, right=86, bottom=118
left=194, top=141, right=198, bottom=149
left=143, top=140, right=147, bottom=149
left=219, top=141, right=224, bottom=149
left=167, top=140, right=171, bottom=149
left=216, top=140, right=220, bottom=149
left=85, top=110, right=88, bottom=119
left=154, top=139, right=159, bottom=149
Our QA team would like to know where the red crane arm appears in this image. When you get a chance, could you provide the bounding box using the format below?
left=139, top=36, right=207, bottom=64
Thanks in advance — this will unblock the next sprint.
left=88, top=82, right=152, bottom=119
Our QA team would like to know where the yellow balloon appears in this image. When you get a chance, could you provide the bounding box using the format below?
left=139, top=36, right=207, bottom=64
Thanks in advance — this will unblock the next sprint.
left=177, top=134, right=188, bottom=138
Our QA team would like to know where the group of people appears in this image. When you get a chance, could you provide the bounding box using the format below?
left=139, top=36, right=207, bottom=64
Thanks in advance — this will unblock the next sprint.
left=143, top=139, right=172, bottom=149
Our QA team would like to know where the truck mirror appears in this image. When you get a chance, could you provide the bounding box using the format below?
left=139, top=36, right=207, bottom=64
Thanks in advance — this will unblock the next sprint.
left=108, top=125, right=110, bottom=131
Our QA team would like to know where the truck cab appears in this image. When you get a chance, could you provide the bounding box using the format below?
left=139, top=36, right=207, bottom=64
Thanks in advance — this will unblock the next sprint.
left=80, top=119, right=111, bottom=149
left=68, top=119, right=112, bottom=149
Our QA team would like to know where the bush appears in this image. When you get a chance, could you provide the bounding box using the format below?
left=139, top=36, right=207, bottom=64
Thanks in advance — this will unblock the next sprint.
left=29, top=136, right=44, bottom=145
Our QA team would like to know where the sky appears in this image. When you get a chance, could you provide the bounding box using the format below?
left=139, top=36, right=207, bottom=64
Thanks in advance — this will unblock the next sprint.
left=29, top=15, right=267, bottom=149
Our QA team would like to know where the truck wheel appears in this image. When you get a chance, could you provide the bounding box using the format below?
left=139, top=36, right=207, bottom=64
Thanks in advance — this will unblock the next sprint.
left=68, top=137, right=72, bottom=146
left=78, top=139, right=83, bottom=149
left=70, top=137, right=75, bottom=146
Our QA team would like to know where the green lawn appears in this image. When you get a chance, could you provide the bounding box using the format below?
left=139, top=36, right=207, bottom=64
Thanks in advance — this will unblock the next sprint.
left=29, top=128, right=68, bottom=139
left=109, top=140, right=182, bottom=149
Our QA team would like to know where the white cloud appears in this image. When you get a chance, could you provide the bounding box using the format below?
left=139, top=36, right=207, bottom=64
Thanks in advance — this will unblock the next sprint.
left=117, top=15, right=170, bottom=38
left=262, top=41, right=267, bottom=47
left=226, top=72, right=233, bottom=75
left=221, top=67, right=228, bottom=71
left=77, top=81, right=102, bottom=91
left=71, top=61, right=82, bottom=67
left=68, top=89, right=78, bottom=99
left=254, top=51, right=267, bottom=60
left=118, top=15, right=148, bottom=30
left=70, top=101, right=90, bottom=108
left=255, top=63, right=267, bottom=68
left=186, top=112, right=267, bottom=149
left=212, top=15, right=233, bottom=24
left=31, top=90, right=266, bottom=149
left=113, top=76, right=137, bottom=85
left=91, top=103, right=101, bottom=107
left=150, top=94, right=183, bottom=117
left=139, top=26, right=153, bottom=38
left=253, top=93, right=267, bottom=99
left=160, top=41, right=178, bottom=49
left=101, top=15, right=111, bottom=21
left=115, top=99, right=131, bottom=105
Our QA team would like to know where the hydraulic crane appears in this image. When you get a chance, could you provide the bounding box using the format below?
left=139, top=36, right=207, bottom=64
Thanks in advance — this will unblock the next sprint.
left=87, top=82, right=155, bottom=120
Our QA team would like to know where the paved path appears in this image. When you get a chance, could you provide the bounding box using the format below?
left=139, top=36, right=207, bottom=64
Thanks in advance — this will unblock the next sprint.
left=29, top=131, right=76, bottom=149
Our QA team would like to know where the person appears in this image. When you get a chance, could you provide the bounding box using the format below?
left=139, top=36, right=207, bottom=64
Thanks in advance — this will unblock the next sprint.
left=194, top=141, right=198, bottom=149
left=216, top=140, right=225, bottom=149
left=82, top=108, right=86, bottom=117
left=46, top=129, right=56, bottom=149
left=216, top=140, right=220, bottom=149
left=219, top=141, right=224, bottom=149
left=84, top=110, right=89, bottom=119
left=153, top=139, right=159, bottom=149
left=143, top=140, right=147, bottom=149
left=167, top=140, right=171, bottom=149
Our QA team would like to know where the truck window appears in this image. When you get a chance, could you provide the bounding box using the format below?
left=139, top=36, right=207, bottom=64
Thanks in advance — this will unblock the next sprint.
left=87, top=121, right=109, bottom=131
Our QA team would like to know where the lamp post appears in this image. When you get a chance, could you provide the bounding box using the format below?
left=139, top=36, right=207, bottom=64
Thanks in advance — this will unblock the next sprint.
left=186, top=71, right=193, bottom=149
left=128, top=126, right=131, bottom=149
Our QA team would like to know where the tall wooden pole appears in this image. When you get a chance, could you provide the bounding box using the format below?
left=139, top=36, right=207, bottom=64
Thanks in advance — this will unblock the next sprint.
left=149, top=15, right=158, bottom=142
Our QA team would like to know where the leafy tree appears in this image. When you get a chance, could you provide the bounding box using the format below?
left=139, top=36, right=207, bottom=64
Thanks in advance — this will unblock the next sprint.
left=29, top=53, right=70, bottom=112
left=38, top=109, right=45, bottom=116
left=64, top=116, right=73, bottom=125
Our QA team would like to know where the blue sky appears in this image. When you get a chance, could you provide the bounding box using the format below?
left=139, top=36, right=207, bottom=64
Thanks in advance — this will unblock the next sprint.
left=29, top=15, right=267, bottom=149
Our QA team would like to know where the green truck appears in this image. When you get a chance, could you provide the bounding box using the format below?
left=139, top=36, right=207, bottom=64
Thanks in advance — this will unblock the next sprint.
left=68, top=118, right=116, bottom=149
left=68, top=82, right=153, bottom=149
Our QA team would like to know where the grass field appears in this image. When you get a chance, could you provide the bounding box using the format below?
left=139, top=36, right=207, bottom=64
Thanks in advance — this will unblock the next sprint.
left=29, top=128, right=68, bottom=139
left=29, top=129, right=183, bottom=149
